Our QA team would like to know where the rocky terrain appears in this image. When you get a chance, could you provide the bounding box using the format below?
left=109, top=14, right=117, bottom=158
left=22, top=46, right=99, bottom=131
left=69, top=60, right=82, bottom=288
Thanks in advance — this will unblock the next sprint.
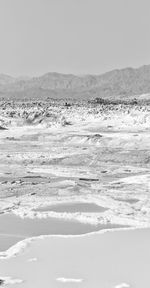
left=1, top=99, right=150, bottom=228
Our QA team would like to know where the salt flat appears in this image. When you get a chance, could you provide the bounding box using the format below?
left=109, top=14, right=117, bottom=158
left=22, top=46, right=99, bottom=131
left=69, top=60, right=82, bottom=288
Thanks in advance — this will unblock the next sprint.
left=0, top=102, right=150, bottom=227
left=0, top=228, right=150, bottom=288
left=0, top=100, right=150, bottom=286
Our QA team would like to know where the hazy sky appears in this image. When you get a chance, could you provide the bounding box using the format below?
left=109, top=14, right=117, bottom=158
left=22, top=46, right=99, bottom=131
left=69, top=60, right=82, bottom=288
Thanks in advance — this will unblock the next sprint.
left=0, top=0, right=150, bottom=76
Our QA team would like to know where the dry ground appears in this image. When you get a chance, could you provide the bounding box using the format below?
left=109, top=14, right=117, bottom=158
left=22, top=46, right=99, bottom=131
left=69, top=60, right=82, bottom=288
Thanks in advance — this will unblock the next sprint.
left=0, top=101, right=150, bottom=227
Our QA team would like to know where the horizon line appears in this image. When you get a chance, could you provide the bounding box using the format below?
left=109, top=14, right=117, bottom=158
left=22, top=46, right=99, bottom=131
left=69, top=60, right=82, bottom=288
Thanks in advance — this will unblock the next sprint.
left=0, top=63, right=150, bottom=79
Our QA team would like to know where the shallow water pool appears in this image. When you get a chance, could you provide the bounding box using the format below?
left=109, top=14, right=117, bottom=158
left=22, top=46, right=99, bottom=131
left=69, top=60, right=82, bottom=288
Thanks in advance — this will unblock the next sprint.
left=0, top=213, right=126, bottom=251
left=34, top=202, right=108, bottom=213
left=0, top=235, right=25, bottom=252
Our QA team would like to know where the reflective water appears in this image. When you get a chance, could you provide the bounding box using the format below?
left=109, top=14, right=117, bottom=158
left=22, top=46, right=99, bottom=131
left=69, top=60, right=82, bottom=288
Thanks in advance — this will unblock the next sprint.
left=0, top=235, right=25, bottom=252
left=35, top=202, right=108, bottom=213
left=115, top=198, right=139, bottom=204
left=0, top=213, right=126, bottom=251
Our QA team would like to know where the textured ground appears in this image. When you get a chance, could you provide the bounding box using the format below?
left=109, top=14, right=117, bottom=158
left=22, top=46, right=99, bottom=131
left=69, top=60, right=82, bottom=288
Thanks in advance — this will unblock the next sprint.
left=0, top=101, right=150, bottom=227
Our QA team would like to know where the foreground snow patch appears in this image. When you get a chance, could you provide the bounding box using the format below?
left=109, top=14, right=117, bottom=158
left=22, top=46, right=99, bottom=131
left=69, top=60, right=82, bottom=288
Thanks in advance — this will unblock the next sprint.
left=56, top=277, right=83, bottom=283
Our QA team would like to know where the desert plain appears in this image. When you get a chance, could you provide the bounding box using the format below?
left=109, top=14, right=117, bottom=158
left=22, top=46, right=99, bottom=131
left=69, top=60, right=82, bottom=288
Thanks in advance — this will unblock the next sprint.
left=0, top=99, right=150, bottom=287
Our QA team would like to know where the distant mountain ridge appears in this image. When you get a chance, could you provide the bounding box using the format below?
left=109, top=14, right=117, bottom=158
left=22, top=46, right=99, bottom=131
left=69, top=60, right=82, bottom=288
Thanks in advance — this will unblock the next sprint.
left=1, top=65, right=150, bottom=100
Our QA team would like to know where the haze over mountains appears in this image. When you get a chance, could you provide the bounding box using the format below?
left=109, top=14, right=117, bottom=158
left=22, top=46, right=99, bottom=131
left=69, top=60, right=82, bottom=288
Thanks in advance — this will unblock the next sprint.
left=1, top=65, right=150, bottom=101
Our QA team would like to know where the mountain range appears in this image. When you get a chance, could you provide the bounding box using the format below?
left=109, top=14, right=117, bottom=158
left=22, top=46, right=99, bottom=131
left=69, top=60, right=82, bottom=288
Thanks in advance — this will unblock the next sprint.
left=1, top=65, right=150, bottom=101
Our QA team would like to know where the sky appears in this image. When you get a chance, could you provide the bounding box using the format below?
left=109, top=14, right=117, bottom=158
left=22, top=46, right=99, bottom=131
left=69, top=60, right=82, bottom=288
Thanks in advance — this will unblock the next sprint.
left=0, top=0, right=150, bottom=77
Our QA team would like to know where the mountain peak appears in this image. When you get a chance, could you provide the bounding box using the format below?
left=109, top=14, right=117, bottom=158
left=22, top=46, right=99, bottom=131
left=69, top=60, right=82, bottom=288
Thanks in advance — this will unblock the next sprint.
left=1, top=64, right=150, bottom=101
